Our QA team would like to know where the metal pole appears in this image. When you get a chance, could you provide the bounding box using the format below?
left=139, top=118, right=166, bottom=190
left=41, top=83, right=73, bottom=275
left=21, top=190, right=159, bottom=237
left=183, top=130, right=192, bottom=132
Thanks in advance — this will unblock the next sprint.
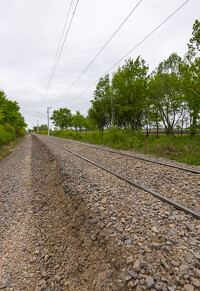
left=37, top=120, right=39, bottom=134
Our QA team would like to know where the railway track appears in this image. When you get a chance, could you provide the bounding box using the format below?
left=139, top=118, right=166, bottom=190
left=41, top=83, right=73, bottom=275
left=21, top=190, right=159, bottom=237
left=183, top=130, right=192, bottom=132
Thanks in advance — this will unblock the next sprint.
left=52, top=136, right=200, bottom=174
left=48, top=139, right=200, bottom=220
left=26, top=134, right=200, bottom=289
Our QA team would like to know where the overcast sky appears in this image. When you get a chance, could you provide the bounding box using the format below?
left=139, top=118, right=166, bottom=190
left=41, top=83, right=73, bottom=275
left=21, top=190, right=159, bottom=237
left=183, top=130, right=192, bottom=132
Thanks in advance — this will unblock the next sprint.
left=0, top=0, right=199, bottom=128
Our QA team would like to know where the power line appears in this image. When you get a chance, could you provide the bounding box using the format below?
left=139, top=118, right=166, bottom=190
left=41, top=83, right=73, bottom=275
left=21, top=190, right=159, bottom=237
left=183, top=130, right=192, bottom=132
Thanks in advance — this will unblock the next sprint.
left=51, top=0, right=143, bottom=107
left=42, top=0, right=80, bottom=107
left=42, top=0, right=74, bottom=107
left=66, top=0, right=190, bottom=104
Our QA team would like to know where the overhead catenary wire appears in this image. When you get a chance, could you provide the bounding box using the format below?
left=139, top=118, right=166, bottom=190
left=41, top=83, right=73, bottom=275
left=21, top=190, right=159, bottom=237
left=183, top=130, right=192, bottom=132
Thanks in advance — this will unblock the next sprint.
left=63, top=0, right=190, bottom=105
left=42, top=0, right=80, bottom=107
left=50, top=0, right=143, bottom=107
left=41, top=0, right=74, bottom=107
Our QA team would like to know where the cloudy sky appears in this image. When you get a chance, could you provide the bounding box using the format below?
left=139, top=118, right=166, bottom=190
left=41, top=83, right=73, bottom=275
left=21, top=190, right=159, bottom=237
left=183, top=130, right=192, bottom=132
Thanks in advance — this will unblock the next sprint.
left=0, top=0, right=199, bottom=128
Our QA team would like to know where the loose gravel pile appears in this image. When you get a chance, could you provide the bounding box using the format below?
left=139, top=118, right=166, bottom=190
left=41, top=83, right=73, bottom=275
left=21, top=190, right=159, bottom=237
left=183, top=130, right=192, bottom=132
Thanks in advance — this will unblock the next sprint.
left=0, top=134, right=199, bottom=290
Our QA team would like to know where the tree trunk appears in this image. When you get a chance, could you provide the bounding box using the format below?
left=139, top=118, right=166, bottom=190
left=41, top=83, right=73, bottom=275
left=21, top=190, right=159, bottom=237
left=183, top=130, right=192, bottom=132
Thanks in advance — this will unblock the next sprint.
left=146, top=120, right=150, bottom=137
left=133, top=109, right=136, bottom=135
left=156, top=122, right=159, bottom=138
left=181, top=118, right=184, bottom=137
left=190, top=112, right=197, bottom=137
left=111, top=94, right=114, bottom=126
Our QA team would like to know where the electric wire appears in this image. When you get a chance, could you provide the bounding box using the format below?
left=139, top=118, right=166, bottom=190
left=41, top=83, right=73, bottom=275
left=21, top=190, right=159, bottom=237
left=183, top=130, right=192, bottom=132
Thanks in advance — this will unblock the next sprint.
left=63, top=0, right=190, bottom=105
left=50, top=0, right=143, bottom=107
left=42, top=0, right=80, bottom=107
left=41, top=0, right=74, bottom=107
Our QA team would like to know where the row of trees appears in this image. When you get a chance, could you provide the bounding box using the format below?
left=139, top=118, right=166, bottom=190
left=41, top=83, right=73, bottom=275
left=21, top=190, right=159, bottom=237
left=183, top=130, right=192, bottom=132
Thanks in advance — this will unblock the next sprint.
left=50, top=109, right=92, bottom=132
left=50, top=20, right=200, bottom=136
left=33, top=124, right=48, bottom=132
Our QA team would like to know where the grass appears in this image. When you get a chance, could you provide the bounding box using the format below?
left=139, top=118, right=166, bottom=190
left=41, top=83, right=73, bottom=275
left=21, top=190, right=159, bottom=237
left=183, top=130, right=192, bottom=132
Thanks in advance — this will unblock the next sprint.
left=0, top=136, right=25, bottom=161
left=42, top=128, right=200, bottom=166
left=141, top=134, right=200, bottom=166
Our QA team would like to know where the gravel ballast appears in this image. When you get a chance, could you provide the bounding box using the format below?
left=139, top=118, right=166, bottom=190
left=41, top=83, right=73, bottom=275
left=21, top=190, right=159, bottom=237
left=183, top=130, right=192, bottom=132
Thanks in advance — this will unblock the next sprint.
left=0, top=134, right=199, bottom=290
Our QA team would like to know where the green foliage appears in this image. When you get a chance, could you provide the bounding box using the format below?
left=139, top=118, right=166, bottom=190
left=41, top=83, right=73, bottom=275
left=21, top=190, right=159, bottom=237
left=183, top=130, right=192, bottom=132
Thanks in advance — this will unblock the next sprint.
left=39, top=131, right=48, bottom=135
left=180, top=56, right=200, bottom=136
left=89, top=74, right=112, bottom=132
left=49, top=128, right=200, bottom=166
left=112, top=57, right=149, bottom=133
left=15, top=127, right=26, bottom=137
left=188, top=19, right=200, bottom=53
left=145, top=134, right=200, bottom=165
left=72, top=111, right=85, bottom=132
left=0, top=135, right=25, bottom=160
left=50, top=108, right=72, bottom=130
left=0, top=90, right=26, bottom=149
left=149, top=53, right=182, bottom=135
left=0, top=124, right=15, bottom=146
left=0, top=90, right=27, bottom=127
left=49, top=20, right=200, bottom=140
left=33, top=124, right=48, bottom=132
left=39, top=124, right=48, bottom=131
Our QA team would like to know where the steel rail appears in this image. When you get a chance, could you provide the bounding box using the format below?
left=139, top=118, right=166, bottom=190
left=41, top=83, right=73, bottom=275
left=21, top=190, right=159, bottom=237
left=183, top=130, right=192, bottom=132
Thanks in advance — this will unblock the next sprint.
left=52, top=137, right=200, bottom=175
left=50, top=140, right=200, bottom=220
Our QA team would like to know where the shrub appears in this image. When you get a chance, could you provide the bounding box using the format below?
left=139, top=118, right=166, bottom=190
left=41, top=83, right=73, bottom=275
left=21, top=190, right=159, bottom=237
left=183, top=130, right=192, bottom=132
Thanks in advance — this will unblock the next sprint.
left=0, top=124, right=15, bottom=146
left=39, top=131, right=48, bottom=135
left=15, top=127, right=26, bottom=137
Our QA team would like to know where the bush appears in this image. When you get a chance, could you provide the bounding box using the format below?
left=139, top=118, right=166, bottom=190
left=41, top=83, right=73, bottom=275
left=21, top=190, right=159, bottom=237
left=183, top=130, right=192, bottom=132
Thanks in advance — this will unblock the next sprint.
left=15, top=127, right=26, bottom=137
left=52, top=129, right=76, bottom=139
left=0, top=124, right=16, bottom=146
left=39, top=131, right=48, bottom=135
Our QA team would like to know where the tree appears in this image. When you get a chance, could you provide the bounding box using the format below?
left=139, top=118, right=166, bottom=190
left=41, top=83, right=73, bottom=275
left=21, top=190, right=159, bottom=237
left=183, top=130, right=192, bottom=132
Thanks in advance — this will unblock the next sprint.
left=88, top=104, right=106, bottom=133
left=0, top=90, right=27, bottom=128
left=34, top=124, right=48, bottom=132
left=39, top=124, right=48, bottom=131
left=149, top=53, right=182, bottom=135
left=83, top=117, right=95, bottom=132
left=180, top=57, right=200, bottom=136
left=72, top=111, right=85, bottom=133
left=50, top=108, right=72, bottom=130
left=179, top=20, right=200, bottom=136
left=112, top=57, right=149, bottom=134
left=89, top=75, right=112, bottom=132
left=188, top=19, right=200, bottom=54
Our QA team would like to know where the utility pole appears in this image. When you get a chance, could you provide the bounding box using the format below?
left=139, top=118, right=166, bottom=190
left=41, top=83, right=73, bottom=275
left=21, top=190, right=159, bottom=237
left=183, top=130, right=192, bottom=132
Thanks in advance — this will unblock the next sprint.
left=37, top=120, right=39, bottom=134
left=47, top=107, right=51, bottom=136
